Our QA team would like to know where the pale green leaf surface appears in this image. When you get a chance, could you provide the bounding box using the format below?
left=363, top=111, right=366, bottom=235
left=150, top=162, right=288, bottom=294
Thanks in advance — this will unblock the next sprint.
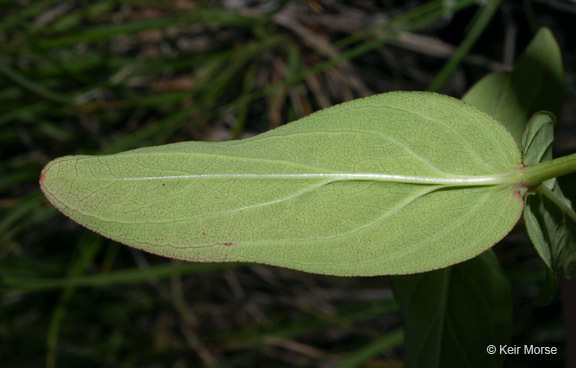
left=522, top=112, right=576, bottom=280
left=40, top=92, right=523, bottom=276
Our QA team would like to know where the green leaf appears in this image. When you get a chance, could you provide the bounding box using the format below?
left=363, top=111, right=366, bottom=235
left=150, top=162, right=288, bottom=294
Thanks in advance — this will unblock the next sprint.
left=522, top=113, right=576, bottom=282
left=391, top=251, right=512, bottom=368
left=522, top=112, right=556, bottom=168
left=462, top=27, right=564, bottom=144
left=525, top=186, right=576, bottom=281
left=461, top=72, right=510, bottom=113
left=40, top=92, right=523, bottom=276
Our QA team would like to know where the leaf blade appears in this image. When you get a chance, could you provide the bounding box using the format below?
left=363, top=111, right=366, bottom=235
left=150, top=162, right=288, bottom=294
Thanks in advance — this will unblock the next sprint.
left=391, top=251, right=512, bottom=368
left=500, top=27, right=564, bottom=143
left=462, top=27, right=564, bottom=144
left=40, top=92, right=523, bottom=276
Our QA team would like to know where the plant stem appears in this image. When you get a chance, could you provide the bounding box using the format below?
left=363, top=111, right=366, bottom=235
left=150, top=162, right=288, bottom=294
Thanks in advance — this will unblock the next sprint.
left=521, top=152, right=576, bottom=187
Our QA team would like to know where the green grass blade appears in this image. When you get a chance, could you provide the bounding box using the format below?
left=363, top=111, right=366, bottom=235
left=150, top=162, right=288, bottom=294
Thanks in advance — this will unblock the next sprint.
left=428, top=0, right=502, bottom=92
left=1, top=262, right=241, bottom=292
left=334, top=329, right=403, bottom=368
left=46, top=234, right=102, bottom=368
left=0, top=59, right=71, bottom=104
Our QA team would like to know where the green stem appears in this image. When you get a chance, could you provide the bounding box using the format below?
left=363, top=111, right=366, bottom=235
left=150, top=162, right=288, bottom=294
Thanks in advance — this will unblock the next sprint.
left=520, top=152, right=576, bottom=187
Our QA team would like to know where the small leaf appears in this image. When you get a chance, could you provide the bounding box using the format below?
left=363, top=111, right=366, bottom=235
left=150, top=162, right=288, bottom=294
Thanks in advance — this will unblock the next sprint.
left=522, top=111, right=556, bottom=168
left=524, top=188, right=576, bottom=279
left=463, top=27, right=564, bottom=144
left=522, top=112, right=576, bottom=282
left=391, top=251, right=512, bottom=368
left=40, top=92, right=523, bottom=276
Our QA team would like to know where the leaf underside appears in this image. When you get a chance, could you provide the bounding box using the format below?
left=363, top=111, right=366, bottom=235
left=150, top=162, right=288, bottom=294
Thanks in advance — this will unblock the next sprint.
left=40, top=92, right=523, bottom=276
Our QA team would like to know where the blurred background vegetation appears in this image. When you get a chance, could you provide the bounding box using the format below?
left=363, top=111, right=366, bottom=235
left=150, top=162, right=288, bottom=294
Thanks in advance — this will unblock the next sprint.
left=1, top=0, right=576, bottom=367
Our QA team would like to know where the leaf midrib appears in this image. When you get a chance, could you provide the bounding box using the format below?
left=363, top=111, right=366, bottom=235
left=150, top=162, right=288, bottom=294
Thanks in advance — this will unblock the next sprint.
left=46, top=172, right=518, bottom=186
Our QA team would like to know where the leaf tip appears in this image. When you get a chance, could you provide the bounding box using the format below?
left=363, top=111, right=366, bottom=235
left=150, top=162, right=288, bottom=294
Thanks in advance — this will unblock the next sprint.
left=39, top=157, right=59, bottom=193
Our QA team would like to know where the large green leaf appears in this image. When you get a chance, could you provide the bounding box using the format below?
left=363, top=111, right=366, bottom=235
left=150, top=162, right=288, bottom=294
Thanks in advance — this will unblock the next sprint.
left=462, top=27, right=564, bottom=144
left=40, top=92, right=523, bottom=276
left=391, top=251, right=511, bottom=368
left=522, top=112, right=576, bottom=282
